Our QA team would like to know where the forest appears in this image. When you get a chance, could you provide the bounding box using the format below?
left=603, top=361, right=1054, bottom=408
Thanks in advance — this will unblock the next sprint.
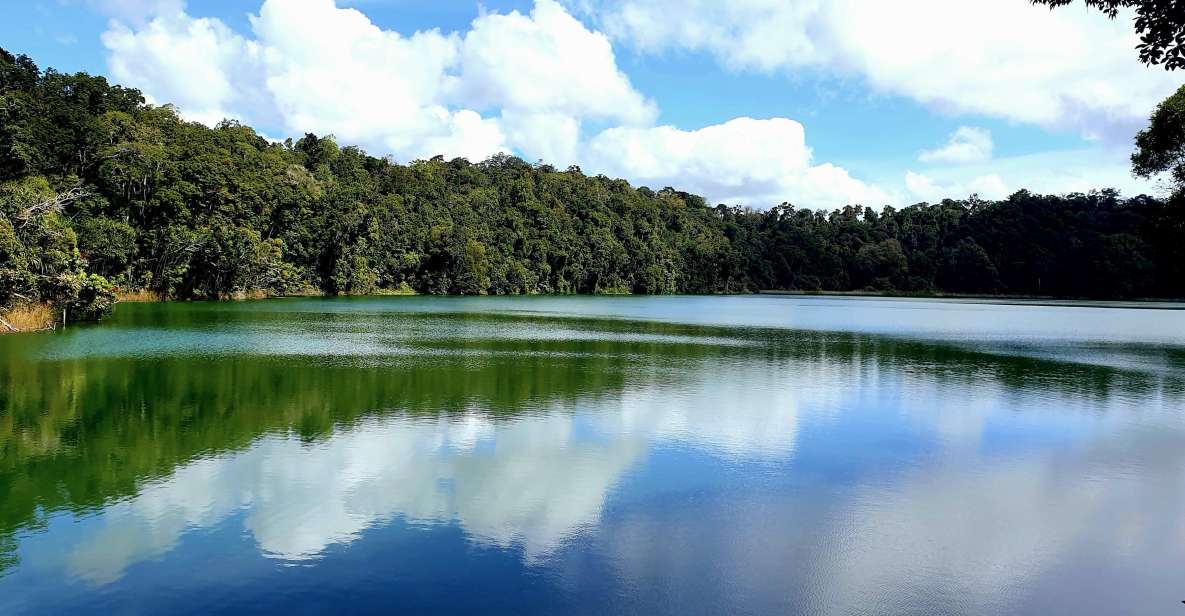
left=2, top=47, right=1184, bottom=329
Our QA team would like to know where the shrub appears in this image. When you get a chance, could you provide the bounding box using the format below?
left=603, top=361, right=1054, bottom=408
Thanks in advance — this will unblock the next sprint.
left=60, top=273, right=116, bottom=322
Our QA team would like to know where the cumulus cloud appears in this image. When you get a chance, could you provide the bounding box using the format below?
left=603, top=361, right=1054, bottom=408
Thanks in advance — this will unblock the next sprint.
left=584, top=0, right=1180, bottom=140
left=905, top=170, right=1009, bottom=202
left=100, top=0, right=583, bottom=162
left=99, top=0, right=885, bottom=208
left=452, top=0, right=655, bottom=125
left=98, top=0, right=658, bottom=163
left=416, top=109, right=510, bottom=162
left=903, top=145, right=1163, bottom=203
left=102, top=11, right=266, bottom=127
left=596, top=0, right=834, bottom=71
left=501, top=109, right=582, bottom=166
left=249, top=0, right=487, bottom=158
left=586, top=118, right=891, bottom=208
left=919, top=126, right=993, bottom=164
left=454, top=0, right=655, bottom=165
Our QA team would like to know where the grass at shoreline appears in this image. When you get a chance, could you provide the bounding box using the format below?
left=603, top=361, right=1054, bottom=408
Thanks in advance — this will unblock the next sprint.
left=0, top=303, right=55, bottom=334
left=115, top=289, right=162, bottom=303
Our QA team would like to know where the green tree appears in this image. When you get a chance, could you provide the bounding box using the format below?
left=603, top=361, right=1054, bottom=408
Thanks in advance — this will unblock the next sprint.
left=76, top=215, right=138, bottom=278
left=941, top=238, right=1002, bottom=294
left=0, top=176, right=115, bottom=320
left=1132, top=84, right=1185, bottom=187
left=854, top=239, right=908, bottom=290
left=453, top=238, right=491, bottom=295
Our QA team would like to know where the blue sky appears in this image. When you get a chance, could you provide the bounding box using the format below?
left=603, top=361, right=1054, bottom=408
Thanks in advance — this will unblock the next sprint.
left=1, top=0, right=1179, bottom=207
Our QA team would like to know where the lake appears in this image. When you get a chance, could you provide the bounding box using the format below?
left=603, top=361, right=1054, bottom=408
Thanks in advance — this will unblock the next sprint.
left=1, top=295, right=1184, bottom=615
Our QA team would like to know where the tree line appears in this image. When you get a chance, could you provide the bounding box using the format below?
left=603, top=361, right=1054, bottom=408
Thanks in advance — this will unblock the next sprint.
left=1, top=48, right=1183, bottom=325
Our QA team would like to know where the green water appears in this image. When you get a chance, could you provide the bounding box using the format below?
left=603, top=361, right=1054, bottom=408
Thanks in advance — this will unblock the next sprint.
left=1, top=295, right=1184, bottom=614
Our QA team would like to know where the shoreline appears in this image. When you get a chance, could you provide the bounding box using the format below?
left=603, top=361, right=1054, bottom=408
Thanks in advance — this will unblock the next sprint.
left=6, top=288, right=1182, bottom=335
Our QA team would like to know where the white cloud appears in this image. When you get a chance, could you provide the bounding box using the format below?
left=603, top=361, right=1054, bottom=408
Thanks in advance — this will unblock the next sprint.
left=905, top=170, right=1009, bottom=202
left=248, top=0, right=482, bottom=158
left=101, top=12, right=265, bottom=127
left=452, top=0, right=656, bottom=166
left=595, top=0, right=833, bottom=71
left=97, top=0, right=650, bottom=165
left=585, top=117, right=891, bottom=208
left=903, top=145, right=1164, bottom=203
left=453, top=0, right=655, bottom=125
left=967, top=174, right=1010, bottom=197
left=584, top=0, right=1181, bottom=140
left=903, top=171, right=941, bottom=201
left=919, top=126, right=993, bottom=164
left=416, top=109, right=510, bottom=162
left=100, top=0, right=886, bottom=207
left=501, top=109, right=582, bottom=166
left=103, top=0, right=646, bottom=162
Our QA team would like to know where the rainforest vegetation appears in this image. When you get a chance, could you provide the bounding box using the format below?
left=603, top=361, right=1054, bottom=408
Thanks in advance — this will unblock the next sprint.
left=2, top=47, right=1184, bottom=330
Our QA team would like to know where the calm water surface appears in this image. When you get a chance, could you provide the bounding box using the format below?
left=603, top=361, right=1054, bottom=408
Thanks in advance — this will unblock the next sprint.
left=1, top=295, right=1184, bottom=615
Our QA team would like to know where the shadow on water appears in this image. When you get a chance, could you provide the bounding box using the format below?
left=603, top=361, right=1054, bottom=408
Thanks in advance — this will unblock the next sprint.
left=1, top=302, right=1183, bottom=577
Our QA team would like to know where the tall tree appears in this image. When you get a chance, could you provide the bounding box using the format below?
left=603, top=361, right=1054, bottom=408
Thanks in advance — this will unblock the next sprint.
left=1133, top=84, right=1185, bottom=186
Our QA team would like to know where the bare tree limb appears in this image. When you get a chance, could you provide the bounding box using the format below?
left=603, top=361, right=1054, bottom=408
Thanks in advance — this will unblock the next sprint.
left=18, top=185, right=88, bottom=227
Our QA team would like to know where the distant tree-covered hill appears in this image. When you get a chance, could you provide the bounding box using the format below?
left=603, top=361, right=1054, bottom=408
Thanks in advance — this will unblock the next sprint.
left=2, top=47, right=1182, bottom=327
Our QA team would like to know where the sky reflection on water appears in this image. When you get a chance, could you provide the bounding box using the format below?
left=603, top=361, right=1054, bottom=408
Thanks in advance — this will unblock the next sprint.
left=1, top=296, right=1183, bottom=615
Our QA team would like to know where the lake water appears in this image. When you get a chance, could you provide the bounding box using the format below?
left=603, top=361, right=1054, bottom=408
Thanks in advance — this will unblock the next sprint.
left=1, top=295, right=1184, bottom=615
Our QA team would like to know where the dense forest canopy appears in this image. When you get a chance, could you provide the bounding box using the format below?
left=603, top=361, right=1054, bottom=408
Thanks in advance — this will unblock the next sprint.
left=1, top=47, right=1183, bottom=323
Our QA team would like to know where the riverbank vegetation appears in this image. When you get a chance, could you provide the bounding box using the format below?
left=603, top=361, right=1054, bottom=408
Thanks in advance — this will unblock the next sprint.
left=0, top=302, right=53, bottom=333
left=2, top=47, right=1184, bottom=329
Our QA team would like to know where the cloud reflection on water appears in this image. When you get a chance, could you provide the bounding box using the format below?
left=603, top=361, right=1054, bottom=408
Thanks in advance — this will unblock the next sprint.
left=58, top=356, right=807, bottom=583
left=3, top=297, right=1183, bottom=615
